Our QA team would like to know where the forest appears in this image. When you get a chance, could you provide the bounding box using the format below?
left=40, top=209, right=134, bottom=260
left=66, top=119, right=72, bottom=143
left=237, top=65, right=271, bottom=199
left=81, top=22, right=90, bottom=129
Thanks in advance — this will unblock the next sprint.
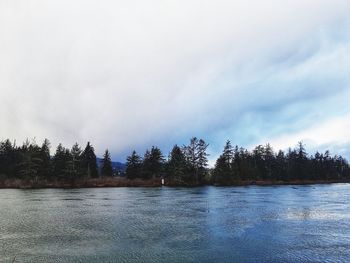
left=0, top=137, right=349, bottom=187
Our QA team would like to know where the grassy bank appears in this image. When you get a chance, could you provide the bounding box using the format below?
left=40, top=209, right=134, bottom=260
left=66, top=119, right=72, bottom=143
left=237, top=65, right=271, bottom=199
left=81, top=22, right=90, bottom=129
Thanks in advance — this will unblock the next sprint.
left=0, top=177, right=349, bottom=189
left=0, top=177, right=162, bottom=189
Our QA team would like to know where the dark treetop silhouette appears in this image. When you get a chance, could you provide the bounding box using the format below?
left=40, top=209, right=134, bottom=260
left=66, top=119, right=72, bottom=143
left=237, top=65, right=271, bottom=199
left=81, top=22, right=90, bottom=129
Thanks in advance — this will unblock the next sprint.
left=0, top=137, right=349, bottom=187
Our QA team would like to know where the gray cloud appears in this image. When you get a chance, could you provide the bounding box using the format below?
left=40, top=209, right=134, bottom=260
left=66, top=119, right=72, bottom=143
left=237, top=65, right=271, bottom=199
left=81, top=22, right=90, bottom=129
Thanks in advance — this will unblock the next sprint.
left=0, top=0, right=350, bottom=162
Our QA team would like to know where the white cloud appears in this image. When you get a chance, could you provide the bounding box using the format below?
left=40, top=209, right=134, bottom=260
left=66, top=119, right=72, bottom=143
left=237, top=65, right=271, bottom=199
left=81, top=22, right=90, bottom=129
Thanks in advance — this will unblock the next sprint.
left=262, top=113, right=350, bottom=156
left=0, top=0, right=349, bottom=160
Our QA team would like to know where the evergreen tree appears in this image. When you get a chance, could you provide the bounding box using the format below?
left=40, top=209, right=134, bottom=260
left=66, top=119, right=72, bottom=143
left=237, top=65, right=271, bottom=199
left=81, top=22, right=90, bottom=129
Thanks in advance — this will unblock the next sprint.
left=183, top=137, right=209, bottom=184
left=311, top=151, right=322, bottom=180
left=71, top=143, right=82, bottom=178
left=232, top=145, right=241, bottom=180
left=213, top=155, right=228, bottom=184
left=198, top=139, right=209, bottom=171
left=252, top=145, right=266, bottom=180
left=197, top=138, right=209, bottom=183
left=101, top=149, right=113, bottom=177
left=18, top=142, right=42, bottom=181
left=263, top=143, right=275, bottom=180
left=274, top=150, right=287, bottom=181
left=183, top=137, right=199, bottom=174
left=38, top=139, right=51, bottom=179
left=142, top=149, right=152, bottom=179
left=0, top=139, right=15, bottom=178
left=213, top=140, right=233, bottom=184
left=142, top=146, right=165, bottom=179
left=81, top=142, right=98, bottom=178
left=222, top=140, right=233, bottom=164
left=63, top=149, right=75, bottom=180
left=296, top=141, right=308, bottom=180
left=52, top=143, right=68, bottom=179
left=126, top=150, right=142, bottom=179
left=166, top=145, right=188, bottom=183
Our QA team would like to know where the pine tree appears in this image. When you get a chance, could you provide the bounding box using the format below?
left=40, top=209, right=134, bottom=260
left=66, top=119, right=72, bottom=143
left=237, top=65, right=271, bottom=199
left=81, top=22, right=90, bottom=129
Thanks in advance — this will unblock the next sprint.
left=213, top=155, right=228, bottom=184
left=126, top=150, right=142, bottom=179
left=166, top=145, right=188, bottom=183
left=81, top=142, right=98, bottom=178
left=38, top=139, right=51, bottom=179
left=263, top=143, right=275, bottom=180
left=0, top=139, right=15, bottom=178
left=63, top=149, right=75, bottom=180
left=232, top=145, right=241, bottom=179
left=183, top=137, right=199, bottom=183
left=184, top=137, right=199, bottom=171
left=222, top=140, right=233, bottom=164
left=197, top=139, right=209, bottom=183
left=142, top=149, right=152, bottom=179
left=71, top=143, right=82, bottom=178
left=142, top=147, right=164, bottom=179
left=52, top=143, right=68, bottom=179
left=213, top=140, right=233, bottom=184
left=101, top=149, right=113, bottom=177
left=18, top=143, right=42, bottom=181
left=274, top=150, right=286, bottom=181
left=183, top=137, right=209, bottom=184
left=296, top=142, right=308, bottom=180
left=148, top=146, right=165, bottom=179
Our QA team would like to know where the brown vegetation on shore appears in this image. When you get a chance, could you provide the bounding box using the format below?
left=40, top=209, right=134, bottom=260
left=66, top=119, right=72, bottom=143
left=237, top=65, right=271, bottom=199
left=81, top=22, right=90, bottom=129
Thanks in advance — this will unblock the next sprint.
left=212, top=179, right=350, bottom=187
left=0, top=177, right=162, bottom=189
left=0, top=177, right=349, bottom=189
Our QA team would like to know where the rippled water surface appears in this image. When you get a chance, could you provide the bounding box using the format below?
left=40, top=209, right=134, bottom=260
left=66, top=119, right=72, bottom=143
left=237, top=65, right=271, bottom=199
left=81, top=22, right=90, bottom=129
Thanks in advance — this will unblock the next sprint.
left=1, top=184, right=350, bottom=262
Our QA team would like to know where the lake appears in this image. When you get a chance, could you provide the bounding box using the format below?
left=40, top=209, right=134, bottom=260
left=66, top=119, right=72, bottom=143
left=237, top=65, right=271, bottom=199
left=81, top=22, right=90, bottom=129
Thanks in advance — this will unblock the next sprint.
left=1, top=184, right=350, bottom=262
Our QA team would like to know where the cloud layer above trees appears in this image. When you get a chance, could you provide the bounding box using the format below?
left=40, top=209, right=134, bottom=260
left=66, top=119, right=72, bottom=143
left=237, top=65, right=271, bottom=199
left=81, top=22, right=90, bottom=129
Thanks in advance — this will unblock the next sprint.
left=1, top=0, right=350, bottom=162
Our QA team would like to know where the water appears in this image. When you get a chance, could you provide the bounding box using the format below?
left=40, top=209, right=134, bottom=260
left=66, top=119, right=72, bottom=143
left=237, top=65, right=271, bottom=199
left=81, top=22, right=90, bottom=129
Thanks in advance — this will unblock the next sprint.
left=1, top=184, right=350, bottom=262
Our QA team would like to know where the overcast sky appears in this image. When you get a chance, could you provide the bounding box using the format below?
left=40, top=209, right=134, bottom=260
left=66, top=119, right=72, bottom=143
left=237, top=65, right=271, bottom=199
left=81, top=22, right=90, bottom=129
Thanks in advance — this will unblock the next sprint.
left=1, top=0, right=350, bottom=164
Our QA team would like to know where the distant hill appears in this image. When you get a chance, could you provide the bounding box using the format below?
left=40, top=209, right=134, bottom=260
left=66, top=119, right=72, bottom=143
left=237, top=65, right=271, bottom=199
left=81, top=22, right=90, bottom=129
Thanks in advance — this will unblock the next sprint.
left=97, top=158, right=126, bottom=173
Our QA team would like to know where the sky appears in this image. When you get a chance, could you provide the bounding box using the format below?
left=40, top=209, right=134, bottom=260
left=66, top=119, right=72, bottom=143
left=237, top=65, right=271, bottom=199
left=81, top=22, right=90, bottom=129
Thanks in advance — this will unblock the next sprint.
left=1, top=0, right=350, bottom=165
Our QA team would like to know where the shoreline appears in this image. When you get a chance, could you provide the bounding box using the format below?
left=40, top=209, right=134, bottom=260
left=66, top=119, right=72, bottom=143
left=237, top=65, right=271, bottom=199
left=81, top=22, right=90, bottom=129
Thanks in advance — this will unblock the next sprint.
left=0, top=177, right=349, bottom=189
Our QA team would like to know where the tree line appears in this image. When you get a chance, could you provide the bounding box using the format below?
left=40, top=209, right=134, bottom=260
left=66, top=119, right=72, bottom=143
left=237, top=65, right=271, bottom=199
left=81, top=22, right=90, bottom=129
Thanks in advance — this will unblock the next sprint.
left=0, top=139, right=113, bottom=182
left=213, top=141, right=349, bottom=184
left=0, top=137, right=349, bottom=185
left=125, top=137, right=209, bottom=185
